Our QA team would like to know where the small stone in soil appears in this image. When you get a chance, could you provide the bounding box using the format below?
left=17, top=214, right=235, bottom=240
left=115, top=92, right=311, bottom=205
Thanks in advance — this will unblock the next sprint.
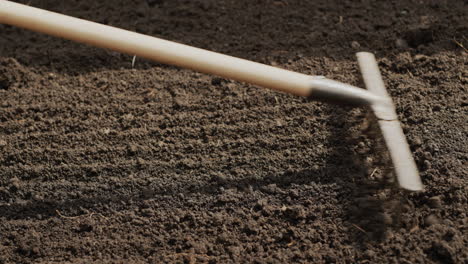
left=424, top=214, right=440, bottom=226
left=351, top=41, right=361, bottom=49
left=423, top=160, right=432, bottom=170
left=364, top=249, right=375, bottom=258
left=285, top=206, right=307, bottom=220
left=395, top=38, right=409, bottom=49
left=428, top=196, right=442, bottom=208
left=412, top=137, right=422, bottom=147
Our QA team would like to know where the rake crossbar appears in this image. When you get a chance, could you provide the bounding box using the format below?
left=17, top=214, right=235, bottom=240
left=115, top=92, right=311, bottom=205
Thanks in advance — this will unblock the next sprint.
left=357, top=52, right=423, bottom=191
left=0, top=0, right=385, bottom=106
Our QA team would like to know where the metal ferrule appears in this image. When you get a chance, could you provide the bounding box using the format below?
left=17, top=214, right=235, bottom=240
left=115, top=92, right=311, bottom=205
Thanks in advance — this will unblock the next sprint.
left=308, top=76, right=392, bottom=107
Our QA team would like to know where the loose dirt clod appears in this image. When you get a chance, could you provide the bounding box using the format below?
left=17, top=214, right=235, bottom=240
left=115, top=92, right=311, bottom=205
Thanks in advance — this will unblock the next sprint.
left=0, top=57, right=36, bottom=90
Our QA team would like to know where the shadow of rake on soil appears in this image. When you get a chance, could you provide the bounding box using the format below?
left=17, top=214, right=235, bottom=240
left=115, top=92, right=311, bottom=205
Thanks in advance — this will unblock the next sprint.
left=327, top=106, right=399, bottom=244
left=165, top=104, right=395, bottom=243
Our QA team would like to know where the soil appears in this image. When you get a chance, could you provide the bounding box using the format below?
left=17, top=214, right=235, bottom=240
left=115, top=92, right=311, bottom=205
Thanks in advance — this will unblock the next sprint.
left=1, top=0, right=467, bottom=263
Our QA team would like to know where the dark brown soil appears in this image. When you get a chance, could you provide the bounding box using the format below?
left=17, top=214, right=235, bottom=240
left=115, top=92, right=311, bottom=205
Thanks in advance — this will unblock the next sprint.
left=1, top=0, right=467, bottom=263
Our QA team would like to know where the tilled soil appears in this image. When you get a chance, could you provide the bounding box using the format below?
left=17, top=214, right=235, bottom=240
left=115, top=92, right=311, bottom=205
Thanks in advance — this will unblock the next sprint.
left=0, top=0, right=467, bottom=263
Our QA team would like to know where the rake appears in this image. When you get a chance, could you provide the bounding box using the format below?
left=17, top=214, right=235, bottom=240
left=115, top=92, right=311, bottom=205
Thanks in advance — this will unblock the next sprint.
left=0, top=1, right=423, bottom=191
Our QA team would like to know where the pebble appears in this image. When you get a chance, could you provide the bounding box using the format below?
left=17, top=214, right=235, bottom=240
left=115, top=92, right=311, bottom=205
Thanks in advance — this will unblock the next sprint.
left=395, top=38, right=409, bottom=49
left=261, top=183, right=280, bottom=194
left=102, top=128, right=111, bottom=135
left=227, top=246, right=241, bottom=256
left=428, top=196, right=442, bottom=208
left=127, top=145, right=138, bottom=155
left=351, top=41, right=361, bottom=49
left=423, top=151, right=433, bottom=160
left=9, top=177, right=20, bottom=190
left=423, top=160, right=432, bottom=170
left=136, top=157, right=145, bottom=166
left=141, top=208, right=155, bottom=217
left=131, top=218, right=145, bottom=226
left=211, top=173, right=227, bottom=185
left=10, top=177, right=20, bottom=184
left=0, top=139, right=7, bottom=147
left=427, top=143, right=440, bottom=153
left=286, top=206, right=307, bottom=220
left=243, top=220, right=259, bottom=235
left=32, top=194, right=43, bottom=201
left=401, top=203, right=412, bottom=213
left=364, top=249, right=376, bottom=258
left=412, top=137, right=422, bottom=147
left=414, top=54, right=428, bottom=61
left=255, top=198, right=268, bottom=209
left=424, top=214, right=440, bottom=226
